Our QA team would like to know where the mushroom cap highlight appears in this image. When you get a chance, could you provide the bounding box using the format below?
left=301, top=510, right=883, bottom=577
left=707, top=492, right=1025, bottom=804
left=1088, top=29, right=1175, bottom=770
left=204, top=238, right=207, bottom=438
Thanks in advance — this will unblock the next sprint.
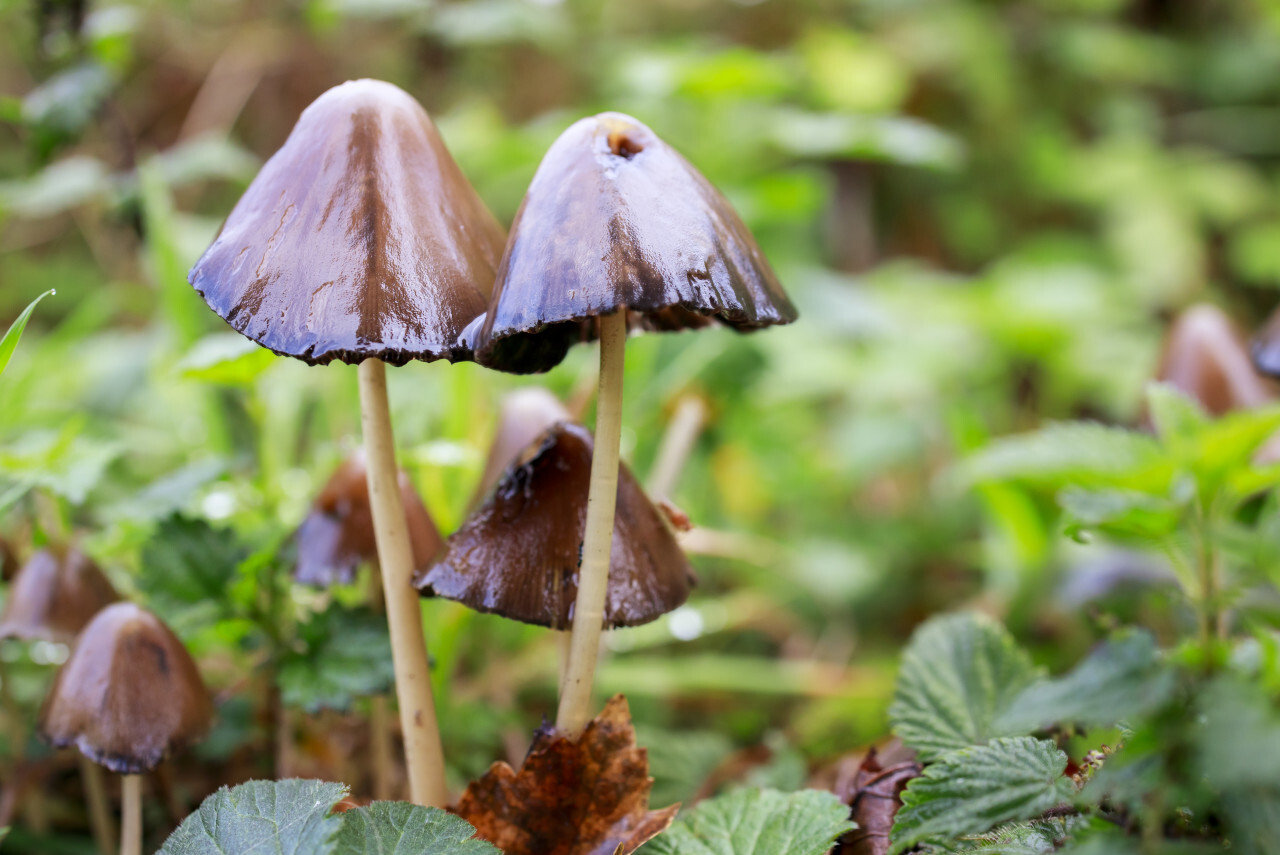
left=0, top=548, right=120, bottom=643
left=415, top=421, right=695, bottom=629
left=472, top=387, right=572, bottom=504
left=1157, top=304, right=1274, bottom=416
left=293, top=455, right=443, bottom=587
left=190, top=78, right=506, bottom=366
left=473, top=112, right=797, bottom=374
left=1253, top=305, right=1280, bottom=381
left=39, top=602, right=213, bottom=774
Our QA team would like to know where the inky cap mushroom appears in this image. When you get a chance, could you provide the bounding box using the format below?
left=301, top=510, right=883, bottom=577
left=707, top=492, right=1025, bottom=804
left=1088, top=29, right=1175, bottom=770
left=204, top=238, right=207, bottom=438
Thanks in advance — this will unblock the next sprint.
left=190, top=79, right=506, bottom=366
left=0, top=548, right=120, bottom=643
left=472, top=112, right=797, bottom=374
left=1252, top=305, right=1280, bottom=381
left=294, top=455, right=443, bottom=587
left=415, top=422, right=695, bottom=629
left=39, top=602, right=213, bottom=774
left=1157, top=304, right=1274, bottom=416
left=472, top=387, right=571, bottom=503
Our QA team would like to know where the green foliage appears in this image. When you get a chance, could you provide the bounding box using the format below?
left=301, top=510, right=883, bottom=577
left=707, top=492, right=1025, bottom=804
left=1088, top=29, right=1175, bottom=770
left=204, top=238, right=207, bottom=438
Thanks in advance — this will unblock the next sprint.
left=955, top=818, right=1086, bottom=854
left=159, top=779, right=347, bottom=855
left=890, top=738, right=1074, bottom=854
left=0, top=289, right=53, bottom=376
left=333, top=803, right=499, bottom=855
left=889, top=613, right=1041, bottom=760
left=645, top=788, right=853, bottom=855
left=137, top=514, right=249, bottom=617
left=279, top=605, right=395, bottom=713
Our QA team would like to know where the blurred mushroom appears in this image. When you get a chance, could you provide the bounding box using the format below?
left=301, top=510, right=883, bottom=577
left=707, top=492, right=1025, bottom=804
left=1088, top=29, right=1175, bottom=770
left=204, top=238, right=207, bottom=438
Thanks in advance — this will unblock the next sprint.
left=189, top=78, right=505, bottom=806
left=472, top=387, right=572, bottom=505
left=1157, top=304, right=1274, bottom=416
left=40, top=602, right=212, bottom=855
left=473, top=112, right=795, bottom=734
left=1252, top=305, right=1280, bottom=380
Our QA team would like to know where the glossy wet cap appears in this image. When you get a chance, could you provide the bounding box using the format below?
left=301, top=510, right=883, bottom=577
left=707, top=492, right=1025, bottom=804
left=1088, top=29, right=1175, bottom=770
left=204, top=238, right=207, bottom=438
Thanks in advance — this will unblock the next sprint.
left=1157, top=304, right=1274, bottom=416
left=293, top=455, right=443, bottom=587
left=415, top=422, right=695, bottom=629
left=0, top=548, right=120, bottom=643
left=472, top=387, right=572, bottom=504
left=39, top=602, right=213, bottom=774
left=1253, top=305, right=1280, bottom=380
left=190, top=79, right=506, bottom=366
left=473, top=112, right=797, bottom=374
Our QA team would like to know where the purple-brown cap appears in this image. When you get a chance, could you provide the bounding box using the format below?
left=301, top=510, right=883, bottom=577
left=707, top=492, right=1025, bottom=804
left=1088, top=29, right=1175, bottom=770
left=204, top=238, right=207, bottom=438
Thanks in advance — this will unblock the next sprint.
left=0, top=548, right=120, bottom=644
left=39, top=602, right=213, bottom=774
left=190, top=79, right=506, bottom=366
left=472, top=112, right=797, bottom=374
left=293, top=455, right=443, bottom=587
left=415, top=422, right=695, bottom=629
left=472, top=387, right=572, bottom=505
left=1157, top=304, right=1274, bottom=416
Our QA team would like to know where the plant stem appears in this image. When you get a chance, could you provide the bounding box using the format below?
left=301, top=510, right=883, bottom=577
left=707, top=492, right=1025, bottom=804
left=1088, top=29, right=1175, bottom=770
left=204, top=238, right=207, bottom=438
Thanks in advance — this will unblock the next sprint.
left=120, top=774, right=142, bottom=855
left=358, top=358, right=447, bottom=807
left=556, top=311, right=627, bottom=736
left=557, top=630, right=572, bottom=694
left=80, top=754, right=116, bottom=855
left=647, top=393, right=707, bottom=501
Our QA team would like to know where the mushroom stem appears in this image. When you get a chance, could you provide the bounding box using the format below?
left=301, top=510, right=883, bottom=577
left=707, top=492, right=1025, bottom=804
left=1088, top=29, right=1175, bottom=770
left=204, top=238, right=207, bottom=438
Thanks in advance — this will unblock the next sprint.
left=79, top=754, right=116, bottom=855
left=358, top=358, right=447, bottom=807
left=647, top=393, right=708, bottom=501
left=370, top=694, right=394, bottom=801
left=120, top=774, right=142, bottom=855
left=557, top=630, right=572, bottom=693
left=556, top=310, right=627, bottom=736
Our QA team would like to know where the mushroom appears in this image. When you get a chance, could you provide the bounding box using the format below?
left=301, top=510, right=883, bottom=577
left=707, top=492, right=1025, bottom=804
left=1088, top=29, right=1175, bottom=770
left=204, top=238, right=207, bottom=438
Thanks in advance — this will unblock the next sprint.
left=189, top=78, right=505, bottom=806
left=39, top=602, right=212, bottom=855
left=1157, top=304, right=1274, bottom=416
left=1253, top=305, right=1280, bottom=381
left=473, top=112, right=795, bottom=734
left=471, top=387, right=572, bottom=505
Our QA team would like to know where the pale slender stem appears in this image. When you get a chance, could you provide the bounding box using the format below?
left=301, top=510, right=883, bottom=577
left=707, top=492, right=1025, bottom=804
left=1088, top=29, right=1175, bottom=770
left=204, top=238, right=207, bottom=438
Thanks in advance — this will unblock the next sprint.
left=557, top=311, right=627, bottom=735
left=358, top=358, right=447, bottom=807
left=370, top=695, right=394, bottom=801
left=557, top=631, right=572, bottom=694
left=647, top=393, right=708, bottom=501
left=120, top=775, right=142, bottom=855
left=80, top=755, right=116, bottom=855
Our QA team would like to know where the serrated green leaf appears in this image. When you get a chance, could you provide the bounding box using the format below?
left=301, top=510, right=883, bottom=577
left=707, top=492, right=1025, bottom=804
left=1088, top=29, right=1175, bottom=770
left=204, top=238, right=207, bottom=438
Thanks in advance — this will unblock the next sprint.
left=997, top=631, right=1176, bottom=734
left=890, top=613, right=1042, bottom=759
left=333, top=802, right=499, bottom=855
left=159, top=779, right=346, bottom=855
left=0, top=289, right=54, bottom=376
left=957, top=816, right=1087, bottom=853
left=644, top=788, right=852, bottom=855
left=955, top=424, right=1170, bottom=491
left=138, top=515, right=250, bottom=617
left=890, top=738, right=1074, bottom=854
left=280, top=605, right=395, bottom=713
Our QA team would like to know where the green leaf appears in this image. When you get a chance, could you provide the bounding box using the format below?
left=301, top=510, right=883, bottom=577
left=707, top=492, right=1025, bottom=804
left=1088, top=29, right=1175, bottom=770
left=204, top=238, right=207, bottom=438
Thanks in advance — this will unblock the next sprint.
left=644, top=788, right=853, bottom=855
left=890, top=613, right=1042, bottom=759
left=332, top=802, right=498, bottom=855
left=138, top=515, right=249, bottom=617
left=1058, top=486, right=1182, bottom=543
left=955, top=424, right=1169, bottom=491
left=280, top=606, right=395, bottom=713
left=890, top=737, right=1075, bottom=854
left=1145, top=383, right=1208, bottom=446
left=0, top=289, right=54, bottom=376
left=158, top=779, right=346, bottom=855
left=178, top=332, right=276, bottom=385
left=957, top=817, right=1088, bottom=853
left=997, top=631, right=1176, bottom=734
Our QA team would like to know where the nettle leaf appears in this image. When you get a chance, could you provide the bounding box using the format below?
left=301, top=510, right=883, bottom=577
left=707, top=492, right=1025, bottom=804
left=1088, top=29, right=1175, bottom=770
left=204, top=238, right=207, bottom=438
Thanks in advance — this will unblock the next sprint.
left=138, top=514, right=250, bottom=617
left=1192, top=405, right=1280, bottom=492
left=890, top=613, right=1042, bottom=760
left=645, top=788, right=852, bottom=855
left=956, top=816, right=1087, bottom=853
left=280, top=605, right=395, bottom=713
left=997, top=631, right=1176, bottom=734
left=1058, top=487, right=1182, bottom=544
left=0, top=289, right=54, bottom=376
left=890, top=737, right=1074, bottom=855
left=334, top=802, right=498, bottom=855
left=159, top=779, right=346, bottom=855
left=955, top=423, right=1170, bottom=491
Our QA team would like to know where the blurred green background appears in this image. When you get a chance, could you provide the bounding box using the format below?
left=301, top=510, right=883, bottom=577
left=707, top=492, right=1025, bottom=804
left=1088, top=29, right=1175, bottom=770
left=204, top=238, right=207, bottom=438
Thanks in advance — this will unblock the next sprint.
left=3, top=0, right=1280, bottom=841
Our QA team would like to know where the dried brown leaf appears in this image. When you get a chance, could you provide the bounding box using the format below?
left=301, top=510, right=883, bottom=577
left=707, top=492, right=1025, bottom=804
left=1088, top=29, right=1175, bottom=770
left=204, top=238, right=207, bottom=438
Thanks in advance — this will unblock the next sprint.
left=833, top=747, right=922, bottom=855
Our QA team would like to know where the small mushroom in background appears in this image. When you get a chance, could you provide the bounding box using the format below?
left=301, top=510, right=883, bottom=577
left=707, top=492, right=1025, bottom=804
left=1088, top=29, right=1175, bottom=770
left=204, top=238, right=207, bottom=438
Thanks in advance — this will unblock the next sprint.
left=189, top=78, right=506, bottom=807
left=471, top=387, right=572, bottom=506
left=1157, top=304, right=1274, bottom=416
left=40, top=602, right=213, bottom=855
left=1252, top=305, right=1280, bottom=381
left=472, top=112, right=796, bottom=735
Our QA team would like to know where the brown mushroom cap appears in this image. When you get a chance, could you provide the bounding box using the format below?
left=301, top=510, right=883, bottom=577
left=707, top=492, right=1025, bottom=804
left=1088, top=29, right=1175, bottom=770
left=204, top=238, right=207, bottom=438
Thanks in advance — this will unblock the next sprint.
left=472, top=387, right=572, bottom=504
left=0, top=548, right=120, bottom=644
left=415, top=422, right=695, bottom=629
left=472, top=112, right=797, bottom=374
left=189, top=78, right=506, bottom=366
left=293, top=455, right=443, bottom=587
left=39, top=602, right=212, bottom=774
left=1252, top=305, right=1280, bottom=381
left=1157, top=304, right=1274, bottom=416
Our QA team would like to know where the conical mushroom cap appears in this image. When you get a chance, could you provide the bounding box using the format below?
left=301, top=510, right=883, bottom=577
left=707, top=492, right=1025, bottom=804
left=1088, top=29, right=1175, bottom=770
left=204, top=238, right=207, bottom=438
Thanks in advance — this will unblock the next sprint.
left=190, top=79, right=506, bottom=366
left=473, top=112, right=797, bottom=374
left=39, top=602, right=213, bottom=774
left=1253, top=305, right=1280, bottom=380
left=472, top=387, right=572, bottom=504
left=293, top=455, right=443, bottom=587
left=415, top=422, right=695, bottom=629
left=1157, top=305, right=1273, bottom=416
left=0, top=548, right=120, bottom=643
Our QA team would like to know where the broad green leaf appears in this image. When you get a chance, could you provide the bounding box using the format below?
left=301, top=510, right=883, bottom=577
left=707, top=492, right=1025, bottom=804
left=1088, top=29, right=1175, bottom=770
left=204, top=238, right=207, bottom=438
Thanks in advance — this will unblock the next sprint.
left=333, top=802, right=498, bottom=855
left=955, top=424, right=1169, bottom=491
left=890, top=737, right=1074, bottom=854
left=0, top=289, right=54, bottom=376
left=138, top=515, right=249, bottom=617
left=1058, top=487, right=1181, bottom=543
left=1145, top=383, right=1208, bottom=446
left=280, top=606, right=395, bottom=713
left=890, top=613, right=1042, bottom=759
left=997, top=631, right=1175, bottom=734
left=159, top=779, right=346, bottom=855
left=644, top=788, right=852, bottom=855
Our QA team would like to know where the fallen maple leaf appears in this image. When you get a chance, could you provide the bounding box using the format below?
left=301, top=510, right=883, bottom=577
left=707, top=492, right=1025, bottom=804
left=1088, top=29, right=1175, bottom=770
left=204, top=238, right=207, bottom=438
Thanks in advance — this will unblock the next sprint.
left=833, top=747, right=922, bottom=855
left=454, top=694, right=678, bottom=855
